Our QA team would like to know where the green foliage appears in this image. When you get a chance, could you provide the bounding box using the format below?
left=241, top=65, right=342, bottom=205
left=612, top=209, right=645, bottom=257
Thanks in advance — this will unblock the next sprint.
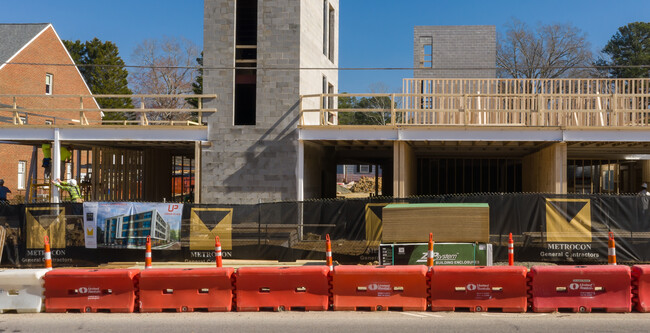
left=186, top=52, right=203, bottom=109
left=337, top=94, right=394, bottom=125
left=169, top=229, right=179, bottom=240
left=64, top=38, right=134, bottom=121
left=600, top=22, right=650, bottom=78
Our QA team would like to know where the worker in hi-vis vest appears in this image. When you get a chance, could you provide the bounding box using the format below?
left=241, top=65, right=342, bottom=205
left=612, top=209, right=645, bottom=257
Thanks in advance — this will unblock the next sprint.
left=52, top=178, right=83, bottom=203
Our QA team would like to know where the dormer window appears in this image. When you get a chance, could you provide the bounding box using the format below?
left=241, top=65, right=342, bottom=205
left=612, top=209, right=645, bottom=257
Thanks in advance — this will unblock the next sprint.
left=45, top=73, right=53, bottom=95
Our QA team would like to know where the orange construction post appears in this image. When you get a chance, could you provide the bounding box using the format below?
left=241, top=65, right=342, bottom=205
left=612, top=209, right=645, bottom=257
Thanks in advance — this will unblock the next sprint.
left=44, top=235, right=52, bottom=270
left=215, top=236, right=223, bottom=268
left=325, top=234, right=333, bottom=271
left=608, top=232, right=616, bottom=265
left=508, top=233, right=514, bottom=266
left=145, top=235, right=152, bottom=269
left=427, top=232, right=434, bottom=270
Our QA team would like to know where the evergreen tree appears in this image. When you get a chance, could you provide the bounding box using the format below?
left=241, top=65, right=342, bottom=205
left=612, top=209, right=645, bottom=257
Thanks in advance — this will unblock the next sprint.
left=599, top=22, right=650, bottom=78
left=64, top=38, right=134, bottom=121
left=186, top=52, right=203, bottom=109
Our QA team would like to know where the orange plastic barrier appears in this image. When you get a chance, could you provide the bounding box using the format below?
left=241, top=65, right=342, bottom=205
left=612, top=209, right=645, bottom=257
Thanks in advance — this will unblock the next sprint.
left=44, top=269, right=139, bottom=313
left=529, top=265, right=631, bottom=313
left=632, top=265, right=650, bottom=312
left=331, top=265, right=428, bottom=311
left=139, top=268, right=234, bottom=312
left=235, top=266, right=329, bottom=311
left=430, top=266, right=528, bottom=312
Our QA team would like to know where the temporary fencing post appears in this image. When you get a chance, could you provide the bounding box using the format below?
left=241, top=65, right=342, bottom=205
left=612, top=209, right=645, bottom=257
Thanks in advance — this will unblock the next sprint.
left=427, top=232, right=434, bottom=270
left=326, top=234, right=333, bottom=271
left=508, top=233, right=514, bottom=266
left=44, top=235, right=52, bottom=271
left=608, top=232, right=616, bottom=265
left=145, top=235, right=152, bottom=269
left=215, top=236, right=223, bottom=268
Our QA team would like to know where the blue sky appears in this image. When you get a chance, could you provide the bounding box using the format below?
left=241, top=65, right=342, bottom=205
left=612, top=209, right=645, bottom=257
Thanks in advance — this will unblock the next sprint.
left=2, top=0, right=649, bottom=93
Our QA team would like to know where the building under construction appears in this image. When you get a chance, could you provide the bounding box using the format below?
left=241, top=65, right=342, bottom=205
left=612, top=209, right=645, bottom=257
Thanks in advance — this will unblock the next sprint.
left=1, top=3, right=649, bottom=205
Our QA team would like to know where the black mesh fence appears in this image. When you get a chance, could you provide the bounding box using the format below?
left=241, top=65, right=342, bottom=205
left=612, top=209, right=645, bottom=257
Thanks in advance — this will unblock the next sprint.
left=1, top=193, right=649, bottom=267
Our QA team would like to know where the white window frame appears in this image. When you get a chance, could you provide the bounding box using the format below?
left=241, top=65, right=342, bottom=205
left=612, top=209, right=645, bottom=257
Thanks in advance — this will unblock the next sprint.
left=17, top=161, right=26, bottom=190
left=359, top=165, right=370, bottom=174
left=45, top=73, right=53, bottom=95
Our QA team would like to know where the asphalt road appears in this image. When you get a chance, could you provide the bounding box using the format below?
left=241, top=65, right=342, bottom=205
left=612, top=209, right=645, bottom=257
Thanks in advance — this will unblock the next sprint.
left=2, top=312, right=650, bottom=333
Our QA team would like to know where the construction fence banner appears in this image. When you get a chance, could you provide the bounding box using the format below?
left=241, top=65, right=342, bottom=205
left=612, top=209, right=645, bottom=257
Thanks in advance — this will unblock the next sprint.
left=1, top=194, right=650, bottom=267
left=82, top=202, right=184, bottom=250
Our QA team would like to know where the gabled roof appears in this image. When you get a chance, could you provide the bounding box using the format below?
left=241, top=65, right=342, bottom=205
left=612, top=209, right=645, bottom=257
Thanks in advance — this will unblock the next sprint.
left=0, top=23, right=50, bottom=66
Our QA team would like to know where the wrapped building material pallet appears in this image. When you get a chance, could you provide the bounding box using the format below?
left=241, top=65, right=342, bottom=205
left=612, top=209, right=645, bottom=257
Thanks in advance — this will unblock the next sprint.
left=382, top=203, right=489, bottom=243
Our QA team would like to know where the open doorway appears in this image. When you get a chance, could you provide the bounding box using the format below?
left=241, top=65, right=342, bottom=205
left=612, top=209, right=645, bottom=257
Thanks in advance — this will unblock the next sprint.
left=336, top=164, right=383, bottom=198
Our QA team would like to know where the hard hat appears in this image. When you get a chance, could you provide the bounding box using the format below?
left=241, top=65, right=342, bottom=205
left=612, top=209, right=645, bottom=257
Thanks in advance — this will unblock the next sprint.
left=68, top=179, right=77, bottom=186
left=642, top=183, right=648, bottom=189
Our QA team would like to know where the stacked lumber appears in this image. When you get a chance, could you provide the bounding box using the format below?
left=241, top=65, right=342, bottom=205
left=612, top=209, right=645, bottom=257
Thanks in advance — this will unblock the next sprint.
left=382, top=203, right=489, bottom=243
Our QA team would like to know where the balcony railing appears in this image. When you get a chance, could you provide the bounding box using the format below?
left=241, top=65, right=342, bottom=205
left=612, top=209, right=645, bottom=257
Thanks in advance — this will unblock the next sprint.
left=300, top=78, right=650, bottom=128
left=0, top=94, right=216, bottom=126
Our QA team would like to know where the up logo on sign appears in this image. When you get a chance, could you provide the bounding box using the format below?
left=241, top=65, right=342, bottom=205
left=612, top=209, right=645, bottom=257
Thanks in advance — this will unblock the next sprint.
left=466, top=283, right=477, bottom=291
left=545, top=199, right=592, bottom=243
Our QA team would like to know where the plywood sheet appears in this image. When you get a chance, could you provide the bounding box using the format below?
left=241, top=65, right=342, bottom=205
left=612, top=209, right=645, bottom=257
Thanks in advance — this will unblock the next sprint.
left=382, top=203, right=489, bottom=243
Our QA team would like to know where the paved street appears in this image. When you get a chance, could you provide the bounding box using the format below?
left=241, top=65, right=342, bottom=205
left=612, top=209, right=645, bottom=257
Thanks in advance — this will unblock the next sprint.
left=2, top=312, right=649, bottom=333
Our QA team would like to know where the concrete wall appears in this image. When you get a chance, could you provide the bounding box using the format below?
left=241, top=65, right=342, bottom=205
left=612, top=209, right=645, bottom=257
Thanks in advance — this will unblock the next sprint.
left=203, top=0, right=337, bottom=204
left=522, top=143, right=567, bottom=193
left=413, top=25, right=496, bottom=78
left=300, top=0, right=338, bottom=125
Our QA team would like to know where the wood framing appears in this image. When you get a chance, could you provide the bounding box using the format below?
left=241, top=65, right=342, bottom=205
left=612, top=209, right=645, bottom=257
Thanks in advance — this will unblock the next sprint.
left=522, top=143, right=568, bottom=194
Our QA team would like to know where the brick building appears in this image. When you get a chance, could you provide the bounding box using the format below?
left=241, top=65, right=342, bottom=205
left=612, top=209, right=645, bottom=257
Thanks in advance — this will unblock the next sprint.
left=0, top=23, right=100, bottom=201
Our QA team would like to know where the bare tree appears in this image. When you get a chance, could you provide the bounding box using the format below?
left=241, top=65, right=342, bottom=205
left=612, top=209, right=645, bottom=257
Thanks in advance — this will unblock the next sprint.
left=130, top=36, right=199, bottom=121
left=497, top=19, right=595, bottom=79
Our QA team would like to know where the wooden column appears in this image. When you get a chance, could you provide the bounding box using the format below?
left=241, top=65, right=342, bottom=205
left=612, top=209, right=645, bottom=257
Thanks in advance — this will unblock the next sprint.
left=642, top=160, right=650, bottom=185
left=522, top=142, right=567, bottom=193
left=194, top=141, right=202, bottom=204
left=393, top=141, right=417, bottom=198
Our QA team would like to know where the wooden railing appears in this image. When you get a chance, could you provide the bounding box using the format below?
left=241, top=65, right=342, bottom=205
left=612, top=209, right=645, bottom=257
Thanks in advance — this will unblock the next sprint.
left=300, top=78, right=650, bottom=128
left=0, top=94, right=217, bottom=126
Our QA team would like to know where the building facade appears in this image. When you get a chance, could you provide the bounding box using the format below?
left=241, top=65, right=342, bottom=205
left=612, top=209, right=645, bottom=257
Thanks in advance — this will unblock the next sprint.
left=413, top=25, right=496, bottom=78
left=202, top=7, right=650, bottom=203
left=104, top=210, right=170, bottom=248
left=0, top=24, right=100, bottom=201
left=203, top=0, right=338, bottom=204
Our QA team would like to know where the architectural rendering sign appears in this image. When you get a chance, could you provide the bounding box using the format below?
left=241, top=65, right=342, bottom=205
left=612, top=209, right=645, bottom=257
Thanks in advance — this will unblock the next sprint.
left=83, top=202, right=183, bottom=250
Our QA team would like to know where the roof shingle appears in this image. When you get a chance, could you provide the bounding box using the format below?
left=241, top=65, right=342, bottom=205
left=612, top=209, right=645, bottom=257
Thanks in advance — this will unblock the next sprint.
left=0, top=23, right=50, bottom=66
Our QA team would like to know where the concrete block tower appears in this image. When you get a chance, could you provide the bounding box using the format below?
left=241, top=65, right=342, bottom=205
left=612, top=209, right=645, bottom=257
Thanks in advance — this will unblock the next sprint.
left=203, top=0, right=339, bottom=204
left=414, top=25, right=496, bottom=78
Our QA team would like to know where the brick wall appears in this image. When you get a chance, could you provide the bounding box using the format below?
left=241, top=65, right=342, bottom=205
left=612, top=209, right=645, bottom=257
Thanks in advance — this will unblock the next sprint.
left=0, top=25, right=99, bottom=200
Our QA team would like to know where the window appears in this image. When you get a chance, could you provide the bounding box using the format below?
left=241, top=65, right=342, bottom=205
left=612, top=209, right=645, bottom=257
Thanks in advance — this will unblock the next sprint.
left=358, top=165, right=371, bottom=174
left=323, top=2, right=336, bottom=62
left=234, top=0, right=258, bottom=126
left=420, top=37, right=433, bottom=68
left=45, top=74, right=53, bottom=95
left=328, top=5, right=336, bottom=61
left=323, top=1, right=328, bottom=56
left=17, top=161, right=26, bottom=190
